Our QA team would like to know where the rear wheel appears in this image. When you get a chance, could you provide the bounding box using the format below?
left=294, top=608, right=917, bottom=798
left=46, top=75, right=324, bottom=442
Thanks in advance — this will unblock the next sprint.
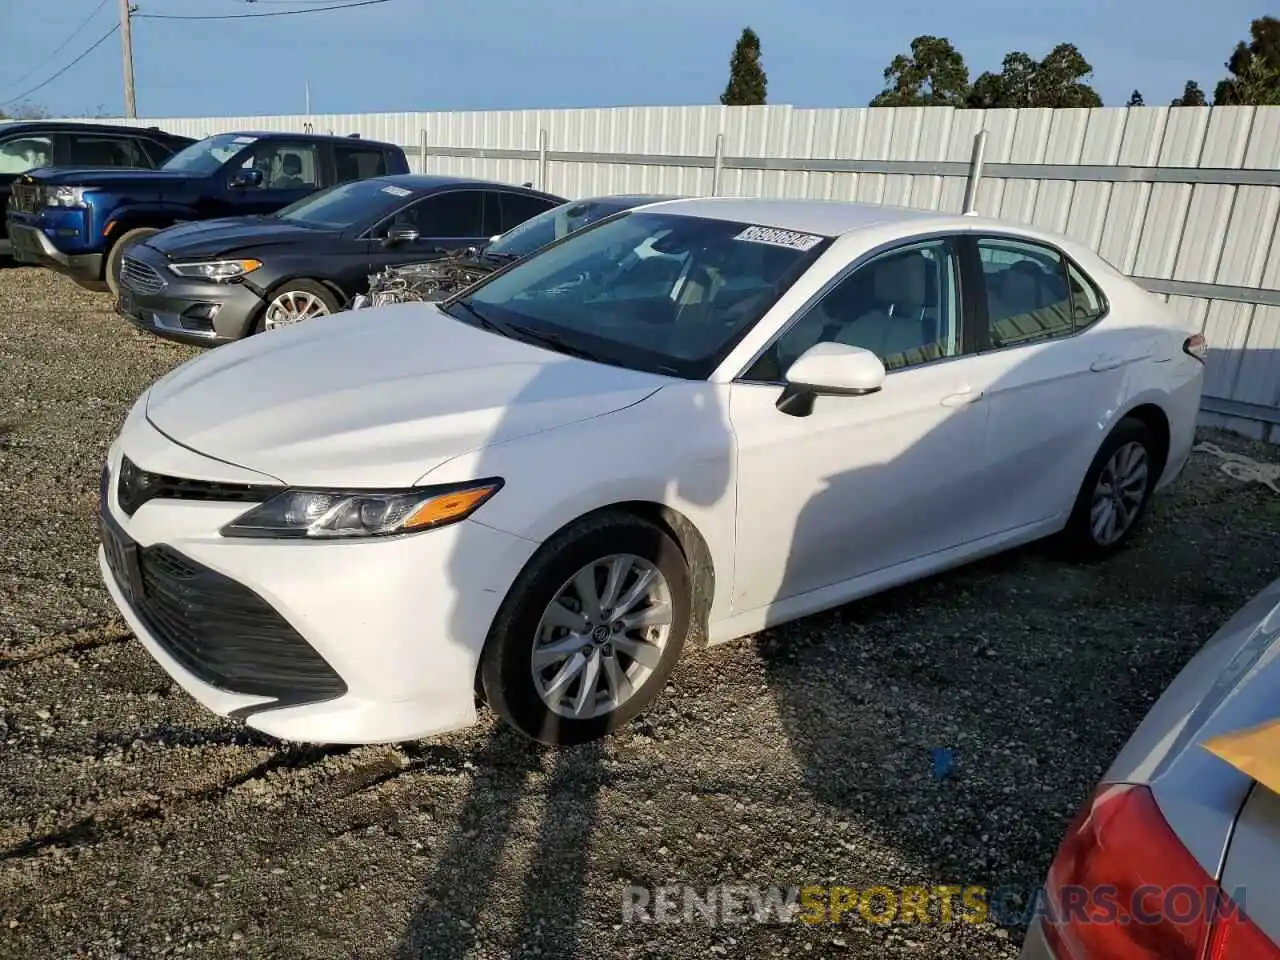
left=105, top=227, right=160, bottom=298
left=253, top=279, right=339, bottom=333
left=1061, top=417, right=1157, bottom=560
left=479, top=513, right=691, bottom=745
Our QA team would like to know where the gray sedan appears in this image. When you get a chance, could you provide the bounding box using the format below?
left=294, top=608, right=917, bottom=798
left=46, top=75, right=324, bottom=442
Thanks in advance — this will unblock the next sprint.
left=1020, top=576, right=1280, bottom=958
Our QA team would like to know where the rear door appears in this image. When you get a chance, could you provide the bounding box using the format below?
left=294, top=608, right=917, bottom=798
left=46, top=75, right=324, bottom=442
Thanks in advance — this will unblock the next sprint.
left=952, top=234, right=1125, bottom=533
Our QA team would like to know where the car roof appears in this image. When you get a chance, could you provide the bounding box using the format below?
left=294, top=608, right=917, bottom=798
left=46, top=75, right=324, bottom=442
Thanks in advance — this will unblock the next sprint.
left=636, top=197, right=955, bottom=237
left=370, top=173, right=563, bottom=199
left=217, top=130, right=400, bottom=148
left=0, top=120, right=191, bottom=139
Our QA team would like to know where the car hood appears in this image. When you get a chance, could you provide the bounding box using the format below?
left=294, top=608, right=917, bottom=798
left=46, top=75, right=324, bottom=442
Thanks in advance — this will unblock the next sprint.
left=144, top=302, right=672, bottom=487
left=145, top=217, right=333, bottom=259
left=24, top=167, right=198, bottom=187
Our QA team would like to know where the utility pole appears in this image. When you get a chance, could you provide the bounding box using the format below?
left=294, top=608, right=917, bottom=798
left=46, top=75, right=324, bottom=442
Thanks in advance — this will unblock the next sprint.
left=119, top=0, right=137, bottom=118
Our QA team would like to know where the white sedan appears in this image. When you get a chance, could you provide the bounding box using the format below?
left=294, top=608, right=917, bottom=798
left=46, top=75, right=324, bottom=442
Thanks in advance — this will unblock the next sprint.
left=97, top=198, right=1207, bottom=746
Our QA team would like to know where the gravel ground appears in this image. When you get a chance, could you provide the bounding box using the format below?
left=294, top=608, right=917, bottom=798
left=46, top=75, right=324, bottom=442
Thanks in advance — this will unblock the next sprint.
left=1, top=262, right=1278, bottom=960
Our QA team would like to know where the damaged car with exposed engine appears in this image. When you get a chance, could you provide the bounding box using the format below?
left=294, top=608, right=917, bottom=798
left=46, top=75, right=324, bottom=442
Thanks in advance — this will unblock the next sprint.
left=115, top=174, right=563, bottom=346
left=352, top=194, right=681, bottom=308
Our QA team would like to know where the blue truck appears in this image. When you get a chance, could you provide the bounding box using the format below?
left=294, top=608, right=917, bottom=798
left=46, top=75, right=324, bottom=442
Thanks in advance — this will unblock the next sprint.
left=6, top=129, right=410, bottom=296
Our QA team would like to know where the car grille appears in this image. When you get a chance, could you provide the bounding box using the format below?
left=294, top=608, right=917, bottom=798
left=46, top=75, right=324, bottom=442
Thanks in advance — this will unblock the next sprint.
left=120, top=254, right=166, bottom=295
left=9, top=182, right=40, bottom=213
left=133, top=543, right=348, bottom=702
left=116, top=455, right=276, bottom=516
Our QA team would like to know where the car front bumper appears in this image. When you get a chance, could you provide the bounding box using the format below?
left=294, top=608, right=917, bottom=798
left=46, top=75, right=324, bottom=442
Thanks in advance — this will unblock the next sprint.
left=116, top=243, right=266, bottom=347
left=97, top=412, right=541, bottom=744
left=6, top=220, right=102, bottom=282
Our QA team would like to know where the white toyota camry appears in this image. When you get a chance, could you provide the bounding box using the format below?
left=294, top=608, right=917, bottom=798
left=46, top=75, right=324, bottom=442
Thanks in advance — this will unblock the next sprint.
left=97, top=197, right=1207, bottom=746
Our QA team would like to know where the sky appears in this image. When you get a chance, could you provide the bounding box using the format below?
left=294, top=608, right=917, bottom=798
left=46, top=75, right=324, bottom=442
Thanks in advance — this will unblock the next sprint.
left=0, top=0, right=1270, bottom=119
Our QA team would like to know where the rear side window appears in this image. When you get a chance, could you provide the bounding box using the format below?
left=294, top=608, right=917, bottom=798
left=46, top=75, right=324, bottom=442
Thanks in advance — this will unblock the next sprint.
left=413, top=190, right=486, bottom=238
left=976, top=238, right=1074, bottom=348
left=1066, top=260, right=1106, bottom=329
left=0, top=135, right=52, bottom=174
left=498, top=192, right=556, bottom=233
left=333, top=144, right=388, bottom=183
left=67, top=134, right=148, bottom=167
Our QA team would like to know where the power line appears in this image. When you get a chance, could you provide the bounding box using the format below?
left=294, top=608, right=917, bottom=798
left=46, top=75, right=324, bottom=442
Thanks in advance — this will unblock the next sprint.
left=0, top=23, right=120, bottom=108
left=1, top=0, right=111, bottom=94
left=137, top=0, right=393, bottom=20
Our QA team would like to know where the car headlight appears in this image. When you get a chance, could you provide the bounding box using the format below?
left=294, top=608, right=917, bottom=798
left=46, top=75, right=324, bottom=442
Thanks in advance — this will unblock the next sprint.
left=219, top=479, right=503, bottom=539
left=168, top=259, right=263, bottom=281
left=44, top=186, right=90, bottom=208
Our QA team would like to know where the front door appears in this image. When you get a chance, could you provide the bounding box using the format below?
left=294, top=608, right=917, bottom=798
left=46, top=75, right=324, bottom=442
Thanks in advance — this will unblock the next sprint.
left=728, top=237, right=992, bottom=613
left=229, top=140, right=325, bottom=216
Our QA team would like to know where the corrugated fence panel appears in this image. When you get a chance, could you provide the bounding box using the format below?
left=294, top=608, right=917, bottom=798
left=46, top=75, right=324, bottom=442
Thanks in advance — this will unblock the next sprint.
left=50, top=104, right=1280, bottom=437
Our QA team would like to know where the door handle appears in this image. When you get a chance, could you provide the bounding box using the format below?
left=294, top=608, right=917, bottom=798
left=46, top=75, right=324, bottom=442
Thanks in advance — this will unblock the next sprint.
left=1090, top=355, right=1126, bottom=372
left=940, top=387, right=984, bottom=407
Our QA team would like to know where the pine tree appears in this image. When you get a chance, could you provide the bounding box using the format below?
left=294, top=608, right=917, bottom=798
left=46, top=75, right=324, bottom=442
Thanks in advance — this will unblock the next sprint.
left=720, top=28, right=767, bottom=106
left=1126, top=90, right=1144, bottom=106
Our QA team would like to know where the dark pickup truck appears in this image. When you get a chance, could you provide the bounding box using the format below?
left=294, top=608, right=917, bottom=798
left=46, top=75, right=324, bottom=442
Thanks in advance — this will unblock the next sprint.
left=6, top=130, right=409, bottom=295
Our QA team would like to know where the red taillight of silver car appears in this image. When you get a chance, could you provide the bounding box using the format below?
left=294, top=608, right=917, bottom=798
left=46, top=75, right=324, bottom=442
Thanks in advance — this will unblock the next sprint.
left=1183, top=333, right=1209, bottom=363
left=1039, top=782, right=1277, bottom=959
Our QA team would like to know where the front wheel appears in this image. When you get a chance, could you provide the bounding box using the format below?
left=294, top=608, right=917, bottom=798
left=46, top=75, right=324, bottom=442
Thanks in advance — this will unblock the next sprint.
left=105, top=227, right=160, bottom=298
left=1061, top=417, right=1157, bottom=560
left=253, top=279, right=340, bottom=334
left=479, top=513, right=692, bottom=745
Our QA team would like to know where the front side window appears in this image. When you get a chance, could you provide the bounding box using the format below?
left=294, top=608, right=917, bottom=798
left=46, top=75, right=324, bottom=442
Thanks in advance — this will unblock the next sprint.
left=977, top=238, right=1074, bottom=348
left=745, top=238, right=961, bottom=381
left=446, top=212, right=828, bottom=378
left=67, top=134, right=146, bottom=167
left=239, top=142, right=320, bottom=190
left=0, top=135, right=52, bottom=174
left=162, top=134, right=253, bottom=174
left=389, top=190, right=486, bottom=238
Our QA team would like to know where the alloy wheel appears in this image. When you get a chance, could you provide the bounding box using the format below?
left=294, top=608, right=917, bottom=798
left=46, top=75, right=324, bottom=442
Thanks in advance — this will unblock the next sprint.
left=263, top=290, right=331, bottom=330
left=1090, top=440, right=1149, bottom=546
left=530, top=554, right=673, bottom=720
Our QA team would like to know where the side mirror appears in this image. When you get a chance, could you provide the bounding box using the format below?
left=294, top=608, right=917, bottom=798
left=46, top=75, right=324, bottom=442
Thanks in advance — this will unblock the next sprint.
left=229, top=168, right=263, bottom=189
left=776, top=342, right=886, bottom=417
left=489, top=234, right=502, bottom=243
left=383, top=225, right=419, bottom=246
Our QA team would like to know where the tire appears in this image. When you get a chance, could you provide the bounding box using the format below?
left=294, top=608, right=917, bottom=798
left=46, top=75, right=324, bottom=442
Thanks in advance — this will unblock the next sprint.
left=105, top=227, right=160, bottom=298
left=252, top=279, right=340, bottom=334
left=1061, top=417, right=1158, bottom=560
left=479, top=512, right=692, bottom=745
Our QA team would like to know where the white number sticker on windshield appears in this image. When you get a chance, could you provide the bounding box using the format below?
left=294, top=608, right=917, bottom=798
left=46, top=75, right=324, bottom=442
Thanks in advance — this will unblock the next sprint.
left=232, top=136, right=258, bottom=145
left=381, top=185, right=412, bottom=197
left=734, top=225, right=824, bottom=251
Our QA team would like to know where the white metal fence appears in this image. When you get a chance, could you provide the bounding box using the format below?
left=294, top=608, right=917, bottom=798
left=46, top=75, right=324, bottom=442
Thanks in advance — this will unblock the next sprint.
left=59, top=105, right=1280, bottom=441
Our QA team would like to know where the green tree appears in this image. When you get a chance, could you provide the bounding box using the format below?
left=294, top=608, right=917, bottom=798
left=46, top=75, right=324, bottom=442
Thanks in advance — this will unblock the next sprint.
left=870, top=35, right=971, bottom=106
left=966, top=44, right=1102, bottom=108
left=0, top=101, right=49, bottom=120
left=720, top=27, right=767, bottom=106
left=1127, top=90, right=1144, bottom=106
left=1212, top=16, right=1280, bottom=105
left=1170, top=80, right=1208, bottom=106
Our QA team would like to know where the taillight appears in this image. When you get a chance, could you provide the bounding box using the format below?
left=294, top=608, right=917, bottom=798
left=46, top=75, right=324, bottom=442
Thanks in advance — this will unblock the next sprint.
left=1183, top=333, right=1208, bottom=363
left=1041, top=783, right=1213, bottom=959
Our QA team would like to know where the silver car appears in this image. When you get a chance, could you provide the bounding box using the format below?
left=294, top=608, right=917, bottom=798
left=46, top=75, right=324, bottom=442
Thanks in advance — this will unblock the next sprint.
left=1021, top=576, right=1280, bottom=958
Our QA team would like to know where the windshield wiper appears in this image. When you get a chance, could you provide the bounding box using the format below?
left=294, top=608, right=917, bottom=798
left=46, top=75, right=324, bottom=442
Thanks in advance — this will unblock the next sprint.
left=482, top=250, right=519, bottom=263
left=448, top=298, right=513, bottom=336
left=503, top=324, right=614, bottom=364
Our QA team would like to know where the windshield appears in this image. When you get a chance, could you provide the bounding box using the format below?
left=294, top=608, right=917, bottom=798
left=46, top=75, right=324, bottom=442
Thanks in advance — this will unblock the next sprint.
left=276, top=178, right=411, bottom=229
left=445, top=211, right=829, bottom=379
left=161, top=133, right=254, bottom=174
left=486, top=198, right=636, bottom=260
